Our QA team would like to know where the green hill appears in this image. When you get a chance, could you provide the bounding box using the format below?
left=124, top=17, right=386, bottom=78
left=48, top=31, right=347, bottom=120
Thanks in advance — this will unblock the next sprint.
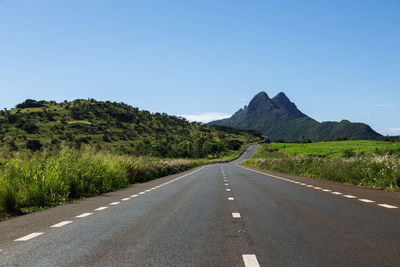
left=209, top=91, right=382, bottom=141
left=0, top=99, right=261, bottom=157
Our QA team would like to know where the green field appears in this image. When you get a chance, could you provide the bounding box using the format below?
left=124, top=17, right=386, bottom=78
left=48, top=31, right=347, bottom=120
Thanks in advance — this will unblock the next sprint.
left=245, top=141, right=400, bottom=191
left=267, top=141, right=400, bottom=157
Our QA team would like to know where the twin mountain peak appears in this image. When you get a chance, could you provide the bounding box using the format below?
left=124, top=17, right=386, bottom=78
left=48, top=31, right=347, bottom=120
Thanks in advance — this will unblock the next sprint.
left=209, top=91, right=381, bottom=141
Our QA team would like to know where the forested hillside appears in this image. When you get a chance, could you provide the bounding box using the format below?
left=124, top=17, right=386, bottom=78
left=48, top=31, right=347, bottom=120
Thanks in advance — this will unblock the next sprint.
left=0, top=99, right=261, bottom=158
left=209, top=92, right=382, bottom=141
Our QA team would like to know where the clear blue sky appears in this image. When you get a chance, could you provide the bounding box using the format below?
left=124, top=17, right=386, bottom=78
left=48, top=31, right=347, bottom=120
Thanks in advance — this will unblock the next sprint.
left=1, top=0, right=399, bottom=135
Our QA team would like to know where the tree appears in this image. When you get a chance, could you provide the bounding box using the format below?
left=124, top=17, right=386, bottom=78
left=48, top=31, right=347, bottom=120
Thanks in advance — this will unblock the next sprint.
left=204, top=141, right=224, bottom=158
left=22, top=122, right=39, bottom=134
left=7, top=141, right=18, bottom=151
left=299, top=136, right=312, bottom=143
left=26, top=140, right=42, bottom=151
left=16, top=99, right=44, bottom=109
left=225, top=139, right=243, bottom=150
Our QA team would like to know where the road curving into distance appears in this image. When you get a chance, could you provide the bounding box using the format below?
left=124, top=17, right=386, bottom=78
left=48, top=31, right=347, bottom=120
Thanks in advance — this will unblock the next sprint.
left=1, top=145, right=400, bottom=266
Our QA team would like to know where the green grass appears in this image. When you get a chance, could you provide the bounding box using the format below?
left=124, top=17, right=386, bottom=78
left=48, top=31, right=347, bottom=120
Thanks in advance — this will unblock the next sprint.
left=0, top=146, right=208, bottom=214
left=268, top=140, right=400, bottom=157
left=0, top=143, right=250, bottom=214
left=245, top=142, right=400, bottom=191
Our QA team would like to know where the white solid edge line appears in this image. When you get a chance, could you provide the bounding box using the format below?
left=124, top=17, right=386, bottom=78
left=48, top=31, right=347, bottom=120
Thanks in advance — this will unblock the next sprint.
left=138, top=192, right=145, bottom=195
left=51, top=221, right=73, bottom=228
left=359, top=199, right=375, bottom=203
left=232, top=212, right=241, bottom=218
left=378, top=204, right=398, bottom=209
left=228, top=197, right=234, bottom=200
left=75, top=212, right=93, bottom=218
left=237, top=164, right=400, bottom=211
left=95, top=206, right=108, bottom=211
left=130, top=194, right=138, bottom=198
left=14, top=232, right=43, bottom=241
left=242, top=254, right=261, bottom=267
left=148, top=166, right=204, bottom=188
left=176, top=166, right=205, bottom=180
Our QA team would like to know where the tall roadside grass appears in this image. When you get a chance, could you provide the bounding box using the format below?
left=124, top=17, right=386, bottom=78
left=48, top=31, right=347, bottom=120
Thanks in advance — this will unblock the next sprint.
left=0, top=146, right=204, bottom=213
left=245, top=144, right=400, bottom=191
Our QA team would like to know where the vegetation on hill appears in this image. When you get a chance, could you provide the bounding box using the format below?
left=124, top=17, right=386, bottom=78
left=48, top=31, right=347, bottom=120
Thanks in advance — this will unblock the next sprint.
left=244, top=141, right=400, bottom=191
left=209, top=91, right=382, bottom=141
left=0, top=99, right=261, bottom=158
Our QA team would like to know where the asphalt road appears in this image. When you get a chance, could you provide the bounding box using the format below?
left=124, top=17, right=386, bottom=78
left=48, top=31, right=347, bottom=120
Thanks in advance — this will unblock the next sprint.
left=1, top=145, right=400, bottom=266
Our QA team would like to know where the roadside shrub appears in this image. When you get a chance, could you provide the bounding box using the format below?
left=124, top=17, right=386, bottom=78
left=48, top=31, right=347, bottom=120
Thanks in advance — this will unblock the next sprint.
left=342, top=149, right=356, bottom=158
left=0, top=182, right=18, bottom=212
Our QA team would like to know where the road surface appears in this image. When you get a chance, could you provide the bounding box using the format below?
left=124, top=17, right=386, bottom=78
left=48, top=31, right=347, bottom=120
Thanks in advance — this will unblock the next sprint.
left=1, top=145, right=400, bottom=266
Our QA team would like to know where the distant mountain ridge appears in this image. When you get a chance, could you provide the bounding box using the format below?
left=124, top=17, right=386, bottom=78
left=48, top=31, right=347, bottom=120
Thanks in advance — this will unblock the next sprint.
left=209, top=91, right=382, bottom=141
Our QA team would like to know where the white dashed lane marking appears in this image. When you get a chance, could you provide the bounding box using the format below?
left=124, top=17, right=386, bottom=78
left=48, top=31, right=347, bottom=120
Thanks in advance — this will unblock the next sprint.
left=228, top=197, right=234, bottom=200
left=14, top=233, right=43, bottom=241
left=378, top=204, right=398, bottom=209
left=226, top=189, right=231, bottom=192
left=6, top=166, right=206, bottom=247
left=343, top=195, right=357, bottom=199
left=50, top=221, right=73, bottom=228
left=225, top=183, right=229, bottom=186
left=359, top=199, right=375, bottom=203
left=242, top=254, right=260, bottom=267
left=331, top=192, right=343, bottom=195
left=232, top=213, right=241, bottom=218
left=75, top=213, right=93, bottom=218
